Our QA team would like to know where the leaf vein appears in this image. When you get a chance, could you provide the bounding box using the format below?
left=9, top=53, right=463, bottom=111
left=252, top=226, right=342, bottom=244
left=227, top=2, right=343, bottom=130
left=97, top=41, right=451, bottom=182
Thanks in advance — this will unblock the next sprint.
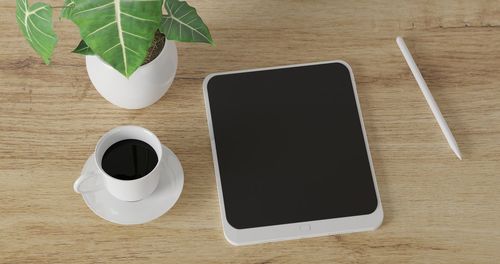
left=16, top=15, right=25, bottom=25
left=121, top=11, right=157, bottom=23
left=28, top=17, right=55, bottom=39
left=123, top=30, right=148, bottom=40
left=27, top=6, right=48, bottom=15
left=27, top=26, right=50, bottom=53
left=172, top=2, right=185, bottom=16
left=114, top=0, right=128, bottom=75
left=32, top=12, right=49, bottom=22
left=171, top=16, right=211, bottom=43
left=166, top=18, right=173, bottom=36
left=85, top=21, right=116, bottom=37
left=73, top=1, right=113, bottom=16
left=103, top=43, right=120, bottom=54
left=125, top=46, right=140, bottom=56
left=185, top=16, right=197, bottom=26
left=177, top=9, right=193, bottom=20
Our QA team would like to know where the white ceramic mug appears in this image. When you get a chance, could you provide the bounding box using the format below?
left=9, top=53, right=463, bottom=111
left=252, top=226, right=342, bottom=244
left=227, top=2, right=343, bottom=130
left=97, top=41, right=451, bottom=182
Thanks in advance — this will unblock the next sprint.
left=74, top=126, right=163, bottom=201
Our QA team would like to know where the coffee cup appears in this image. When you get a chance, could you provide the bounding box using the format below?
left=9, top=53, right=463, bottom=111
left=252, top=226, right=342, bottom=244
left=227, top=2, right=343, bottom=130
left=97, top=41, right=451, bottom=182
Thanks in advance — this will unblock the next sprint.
left=74, top=125, right=163, bottom=201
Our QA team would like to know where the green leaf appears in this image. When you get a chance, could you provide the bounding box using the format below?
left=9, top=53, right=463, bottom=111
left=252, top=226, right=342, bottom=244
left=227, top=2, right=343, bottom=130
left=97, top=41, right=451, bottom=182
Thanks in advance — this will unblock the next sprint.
left=160, top=0, right=214, bottom=45
left=15, top=0, right=58, bottom=65
left=70, top=0, right=163, bottom=77
left=60, top=0, right=75, bottom=19
left=73, top=40, right=94, bottom=55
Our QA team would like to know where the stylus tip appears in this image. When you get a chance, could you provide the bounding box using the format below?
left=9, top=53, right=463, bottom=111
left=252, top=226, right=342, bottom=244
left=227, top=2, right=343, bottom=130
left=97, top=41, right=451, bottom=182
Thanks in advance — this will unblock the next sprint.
left=454, top=148, right=463, bottom=160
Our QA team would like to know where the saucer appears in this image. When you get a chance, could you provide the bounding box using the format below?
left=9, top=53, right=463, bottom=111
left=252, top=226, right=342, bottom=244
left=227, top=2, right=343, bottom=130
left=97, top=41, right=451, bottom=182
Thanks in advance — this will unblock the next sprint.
left=79, top=145, right=184, bottom=225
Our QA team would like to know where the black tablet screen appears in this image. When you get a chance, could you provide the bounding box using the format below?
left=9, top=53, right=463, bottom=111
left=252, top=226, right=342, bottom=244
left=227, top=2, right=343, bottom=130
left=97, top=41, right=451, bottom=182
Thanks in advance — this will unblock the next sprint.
left=207, top=62, right=378, bottom=229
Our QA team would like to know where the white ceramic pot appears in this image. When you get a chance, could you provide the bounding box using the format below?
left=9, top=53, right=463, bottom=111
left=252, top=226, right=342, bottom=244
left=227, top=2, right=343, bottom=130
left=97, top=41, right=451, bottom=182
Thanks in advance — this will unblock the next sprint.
left=86, top=41, right=178, bottom=109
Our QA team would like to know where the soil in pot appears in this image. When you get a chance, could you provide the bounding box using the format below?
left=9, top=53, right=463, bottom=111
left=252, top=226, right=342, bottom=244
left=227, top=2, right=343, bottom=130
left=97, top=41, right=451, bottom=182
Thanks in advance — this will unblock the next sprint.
left=143, top=31, right=166, bottom=65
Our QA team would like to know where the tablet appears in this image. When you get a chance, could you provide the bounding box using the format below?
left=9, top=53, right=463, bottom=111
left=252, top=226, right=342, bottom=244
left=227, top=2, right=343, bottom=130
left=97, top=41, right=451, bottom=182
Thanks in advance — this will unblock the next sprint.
left=203, top=61, right=383, bottom=245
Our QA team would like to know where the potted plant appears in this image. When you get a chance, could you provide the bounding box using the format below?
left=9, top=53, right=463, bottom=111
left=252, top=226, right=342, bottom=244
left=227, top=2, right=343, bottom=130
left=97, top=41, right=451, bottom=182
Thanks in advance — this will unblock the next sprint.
left=16, top=0, right=213, bottom=109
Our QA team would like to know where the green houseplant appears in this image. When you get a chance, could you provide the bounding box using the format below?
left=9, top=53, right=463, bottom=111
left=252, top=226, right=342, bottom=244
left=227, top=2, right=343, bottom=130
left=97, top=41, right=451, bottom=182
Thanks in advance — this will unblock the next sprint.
left=16, top=0, right=213, bottom=108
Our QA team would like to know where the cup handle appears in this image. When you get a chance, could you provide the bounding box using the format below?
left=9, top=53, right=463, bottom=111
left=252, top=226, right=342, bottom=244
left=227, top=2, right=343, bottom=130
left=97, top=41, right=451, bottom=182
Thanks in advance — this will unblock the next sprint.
left=73, top=170, right=104, bottom=194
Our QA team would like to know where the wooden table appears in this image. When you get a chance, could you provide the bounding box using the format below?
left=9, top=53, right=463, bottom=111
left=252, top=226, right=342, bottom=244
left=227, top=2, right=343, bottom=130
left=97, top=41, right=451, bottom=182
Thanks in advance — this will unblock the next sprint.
left=1, top=0, right=499, bottom=263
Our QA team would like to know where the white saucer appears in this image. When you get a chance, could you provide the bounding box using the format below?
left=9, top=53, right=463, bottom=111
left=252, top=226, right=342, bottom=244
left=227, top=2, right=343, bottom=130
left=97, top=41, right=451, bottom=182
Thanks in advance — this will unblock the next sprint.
left=79, top=145, right=184, bottom=225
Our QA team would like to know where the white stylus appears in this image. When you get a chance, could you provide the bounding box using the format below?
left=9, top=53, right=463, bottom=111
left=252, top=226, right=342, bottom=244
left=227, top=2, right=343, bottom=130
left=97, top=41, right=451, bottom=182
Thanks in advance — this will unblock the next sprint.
left=396, top=36, right=462, bottom=160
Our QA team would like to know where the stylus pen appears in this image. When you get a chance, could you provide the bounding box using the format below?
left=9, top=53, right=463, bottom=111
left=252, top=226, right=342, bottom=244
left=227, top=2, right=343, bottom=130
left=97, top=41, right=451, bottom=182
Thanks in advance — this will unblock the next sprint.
left=396, top=36, right=462, bottom=160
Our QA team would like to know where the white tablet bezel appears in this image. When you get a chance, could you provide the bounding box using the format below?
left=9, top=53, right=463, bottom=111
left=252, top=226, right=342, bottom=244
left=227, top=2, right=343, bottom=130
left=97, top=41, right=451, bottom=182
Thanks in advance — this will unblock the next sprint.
left=203, top=60, right=383, bottom=246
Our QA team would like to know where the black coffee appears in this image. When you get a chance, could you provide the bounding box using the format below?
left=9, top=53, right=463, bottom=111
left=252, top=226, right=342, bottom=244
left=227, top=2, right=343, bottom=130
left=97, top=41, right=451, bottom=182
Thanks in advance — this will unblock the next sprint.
left=102, top=139, right=158, bottom=180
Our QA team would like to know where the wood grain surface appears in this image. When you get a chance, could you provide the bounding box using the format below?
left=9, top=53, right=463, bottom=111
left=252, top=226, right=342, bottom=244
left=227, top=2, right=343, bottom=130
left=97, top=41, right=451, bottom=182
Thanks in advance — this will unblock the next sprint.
left=1, top=0, right=499, bottom=263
